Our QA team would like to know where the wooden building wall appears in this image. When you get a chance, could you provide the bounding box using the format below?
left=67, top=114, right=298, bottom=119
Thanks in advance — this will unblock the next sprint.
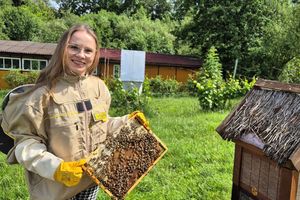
left=0, top=71, right=9, bottom=88
left=98, top=63, right=198, bottom=83
left=146, top=65, right=197, bottom=82
left=0, top=56, right=199, bottom=89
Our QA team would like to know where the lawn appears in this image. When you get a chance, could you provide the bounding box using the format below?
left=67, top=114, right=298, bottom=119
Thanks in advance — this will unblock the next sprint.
left=0, top=96, right=236, bottom=200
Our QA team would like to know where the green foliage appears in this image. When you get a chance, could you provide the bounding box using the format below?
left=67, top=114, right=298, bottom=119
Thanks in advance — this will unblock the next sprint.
left=192, top=47, right=254, bottom=111
left=0, top=0, right=12, bottom=6
left=258, top=1, right=297, bottom=79
left=202, top=47, right=222, bottom=81
left=224, top=75, right=256, bottom=99
left=193, top=47, right=225, bottom=110
left=82, top=9, right=175, bottom=53
left=24, top=0, right=56, bottom=21
left=0, top=0, right=299, bottom=81
left=37, top=19, right=68, bottom=42
left=0, top=10, right=9, bottom=40
left=279, top=57, right=300, bottom=84
left=2, top=6, right=41, bottom=40
left=195, top=79, right=226, bottom=111
left=105, top=78, right=151, bottom=116
left=176, top=1, right=289, bottom=79
left=3, top=70, right=39, bottom=88
left=148, top=76, right=180, bottom=97
left=56, top=0, right=172, bottom=20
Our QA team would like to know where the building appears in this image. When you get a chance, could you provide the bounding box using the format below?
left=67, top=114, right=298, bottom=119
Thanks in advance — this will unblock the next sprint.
left=0, top=40, right=202, bottom=88
left=216, top=79, right=300, bottom=200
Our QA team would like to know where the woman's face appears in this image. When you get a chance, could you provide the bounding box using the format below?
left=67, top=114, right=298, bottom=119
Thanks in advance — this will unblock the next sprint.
left=65, top=30, right=97, bottom=76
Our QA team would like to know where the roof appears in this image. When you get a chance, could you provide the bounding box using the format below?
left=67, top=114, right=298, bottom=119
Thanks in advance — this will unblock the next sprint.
left=0, top=40, right=202, bottom=68
left=216, top=79, right=300, bottom=165
left=100, top=48, right=202, bottom=67
left=0, top=40, right=56, bottom=55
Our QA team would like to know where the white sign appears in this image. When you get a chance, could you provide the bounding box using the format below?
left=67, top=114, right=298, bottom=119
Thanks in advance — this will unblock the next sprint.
left=120, top=49, right=145, bottom=82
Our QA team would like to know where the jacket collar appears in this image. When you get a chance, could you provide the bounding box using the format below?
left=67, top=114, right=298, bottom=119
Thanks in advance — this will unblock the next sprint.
left=60, top=73, right=88, bottom=83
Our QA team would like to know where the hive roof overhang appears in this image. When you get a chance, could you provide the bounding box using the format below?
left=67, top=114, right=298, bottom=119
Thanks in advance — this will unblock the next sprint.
left=216, top=79, right=300, bottom=165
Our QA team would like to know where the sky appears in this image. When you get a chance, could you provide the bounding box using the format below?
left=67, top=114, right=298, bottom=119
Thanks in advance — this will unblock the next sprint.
left=49, top=0, right=59, bottom=9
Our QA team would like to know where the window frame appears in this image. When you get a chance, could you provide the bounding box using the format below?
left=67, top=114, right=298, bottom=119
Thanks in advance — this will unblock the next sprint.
left=0, top=57, right=21, bottom=70
left=22, top=58, right=48, bottom=71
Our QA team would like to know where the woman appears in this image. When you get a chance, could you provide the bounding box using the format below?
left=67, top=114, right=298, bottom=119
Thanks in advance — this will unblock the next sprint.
left=3, top=24, right=128, bottom=200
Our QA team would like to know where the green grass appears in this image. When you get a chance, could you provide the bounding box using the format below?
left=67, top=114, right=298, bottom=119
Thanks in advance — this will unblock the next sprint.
left=0, top=96, right=237, bottom=200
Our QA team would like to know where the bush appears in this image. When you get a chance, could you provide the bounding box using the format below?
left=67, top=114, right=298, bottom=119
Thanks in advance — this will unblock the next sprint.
left=105, top=78, right=151, bottom=116
left=191, top=47, right=255, bottom=111
left=279, top=57, right=300, bottom=84
left=148, top=76, right=180, bottom=97
left=193, top=47, right=225, bottom=110
left=4, top=70, right=39, bottom=88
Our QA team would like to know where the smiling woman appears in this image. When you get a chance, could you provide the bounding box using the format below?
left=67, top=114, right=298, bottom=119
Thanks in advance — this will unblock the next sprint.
left=1, top=24, right=133, bottom=200
left=65, top=30, right=97, bottom=76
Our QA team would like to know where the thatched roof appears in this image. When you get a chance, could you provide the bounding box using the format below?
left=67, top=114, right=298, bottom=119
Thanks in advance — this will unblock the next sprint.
left=217, top=79, right=300, bottom=165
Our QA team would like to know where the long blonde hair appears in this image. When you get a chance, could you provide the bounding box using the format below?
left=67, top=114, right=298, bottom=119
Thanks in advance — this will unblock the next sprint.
left=35, top=24, right=100, bottom=89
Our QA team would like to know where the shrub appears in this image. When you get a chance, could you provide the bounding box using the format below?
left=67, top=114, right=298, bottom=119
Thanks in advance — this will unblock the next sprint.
left=193, top=46, right=225, bottom=110
left=279, top=57, right=300, bottom=84
left=4, top=70, right=39, bottom=88
left=186, top=74, right=199, bottom=96
left=191, top=47, right=255, bottom=111
left=105, top=78, right=151, bottom=116
left=148, top=76, right=180, bottom=97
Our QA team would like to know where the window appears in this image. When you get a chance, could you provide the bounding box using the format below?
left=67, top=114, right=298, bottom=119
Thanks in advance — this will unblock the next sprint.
left=12, top=59, right=20, bottom=69
left=40, top=60, right=47, bottom=69
left=0, top=57, right=21, bottom=70
left=113, top=64, right=120, bottom=78
left=4, top=59, right=11, bottom=69
left=24, top=60, right=31, bottom=70
left=22, top=59, right=48, bottom=71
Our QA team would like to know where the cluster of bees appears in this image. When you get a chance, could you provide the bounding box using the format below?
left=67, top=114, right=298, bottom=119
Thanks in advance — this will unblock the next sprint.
left=85, top=119, right=165, bottom=199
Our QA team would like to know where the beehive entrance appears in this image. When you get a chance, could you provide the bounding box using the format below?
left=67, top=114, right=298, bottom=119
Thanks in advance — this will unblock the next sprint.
left=231, top=142, right=300, bottom=200
left=240, top=150, right=280, bottom=199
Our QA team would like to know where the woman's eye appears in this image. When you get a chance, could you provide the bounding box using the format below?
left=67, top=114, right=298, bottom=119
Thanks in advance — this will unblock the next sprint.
left=70, top=45, right=80, bottom=51
left=85, top=49, right=93, bottom=54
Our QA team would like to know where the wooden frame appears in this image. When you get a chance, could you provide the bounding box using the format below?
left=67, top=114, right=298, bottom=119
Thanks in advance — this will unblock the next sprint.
left=232, top=140, right=299, bottom=200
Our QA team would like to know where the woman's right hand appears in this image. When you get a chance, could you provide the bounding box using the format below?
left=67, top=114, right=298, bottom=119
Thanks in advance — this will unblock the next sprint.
left=54, top=159, right=86, bottom=187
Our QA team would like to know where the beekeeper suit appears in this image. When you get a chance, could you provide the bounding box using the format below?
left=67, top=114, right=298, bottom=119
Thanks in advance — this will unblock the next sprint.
left=2, top=75, right=128, bottom=200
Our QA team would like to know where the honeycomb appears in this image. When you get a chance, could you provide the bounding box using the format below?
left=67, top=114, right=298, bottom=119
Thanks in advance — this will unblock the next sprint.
left=83, top=118, right=167, bottom=199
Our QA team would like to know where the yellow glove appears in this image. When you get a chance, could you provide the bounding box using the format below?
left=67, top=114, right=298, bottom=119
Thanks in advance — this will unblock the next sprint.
left=129, top=111, right=150, bottom=130
left=54, top=159, right=86, bottom=187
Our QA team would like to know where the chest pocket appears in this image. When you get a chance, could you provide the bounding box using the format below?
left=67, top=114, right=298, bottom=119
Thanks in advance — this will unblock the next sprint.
left=89, top=97, right=109, bottom=148
left=47, top=102, right=81, bottom=161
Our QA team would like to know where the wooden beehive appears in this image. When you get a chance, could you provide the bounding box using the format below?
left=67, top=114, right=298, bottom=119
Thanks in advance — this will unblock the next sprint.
left=83, top=116, right=167, bottom=199
left=216, top=79, right=300, bottom=200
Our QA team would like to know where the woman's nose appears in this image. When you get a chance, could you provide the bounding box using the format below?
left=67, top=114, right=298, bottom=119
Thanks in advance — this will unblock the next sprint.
left=76, top=49, right=85, bottom=57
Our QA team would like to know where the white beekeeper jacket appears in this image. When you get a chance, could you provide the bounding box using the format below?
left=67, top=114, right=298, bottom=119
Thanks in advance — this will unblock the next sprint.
left=2, top=75, right=128, bottom=200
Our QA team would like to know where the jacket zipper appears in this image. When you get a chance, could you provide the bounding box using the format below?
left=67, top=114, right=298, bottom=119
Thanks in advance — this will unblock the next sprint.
left=78, top=78, right=91, bottom=153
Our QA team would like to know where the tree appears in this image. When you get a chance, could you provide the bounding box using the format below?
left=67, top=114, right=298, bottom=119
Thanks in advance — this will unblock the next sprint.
left=279, top=57, right=300, bottom=83
left=55, top=0, right=172, bottom=19
left=82, top=9, right=175, bottom=53
left=176, top=1, right=285, bottom=79
left=2, top=6, right=41, bottom=40
left=119, top=0, right=172, bottom=19
left=12, top=0, right=25, bottom=6
left=171, top=0, right=198, bottom=20
left=0, top=0, right=12, bottom=6
left=0, top=11, right=9, bottom=40
left=256, top=1, right=297, bottom=79
left=37, top=19, right=68, bottom=42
